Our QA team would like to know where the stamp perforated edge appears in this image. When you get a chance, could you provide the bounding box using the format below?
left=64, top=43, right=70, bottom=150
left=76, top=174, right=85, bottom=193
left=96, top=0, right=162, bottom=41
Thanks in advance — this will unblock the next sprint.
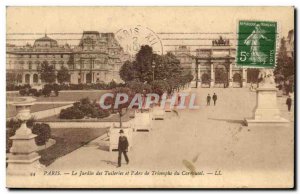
left=234, top=19, right=280, bottom=69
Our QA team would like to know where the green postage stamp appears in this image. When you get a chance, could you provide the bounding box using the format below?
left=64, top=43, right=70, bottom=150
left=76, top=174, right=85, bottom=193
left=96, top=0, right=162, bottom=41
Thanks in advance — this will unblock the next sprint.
left=236, top=20, right=277, bottom=68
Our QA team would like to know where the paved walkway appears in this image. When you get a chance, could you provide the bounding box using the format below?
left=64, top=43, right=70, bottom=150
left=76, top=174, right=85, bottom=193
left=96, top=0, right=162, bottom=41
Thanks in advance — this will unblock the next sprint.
left=46, top=88, right=294, bottom=187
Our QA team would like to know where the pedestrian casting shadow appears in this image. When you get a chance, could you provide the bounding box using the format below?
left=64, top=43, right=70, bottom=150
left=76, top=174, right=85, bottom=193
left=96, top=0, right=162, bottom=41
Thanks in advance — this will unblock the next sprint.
left=101, top=160, right=118, bottom=167
left=208, top=118, right=246, bottom=126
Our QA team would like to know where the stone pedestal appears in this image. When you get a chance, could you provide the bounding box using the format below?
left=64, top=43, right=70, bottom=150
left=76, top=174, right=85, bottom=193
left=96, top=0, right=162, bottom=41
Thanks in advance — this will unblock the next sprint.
left=133, top=111, right=152, bottom=132
left=245, top=88, right=289, bottom=126
left=7, top=97, right=44, bottom=176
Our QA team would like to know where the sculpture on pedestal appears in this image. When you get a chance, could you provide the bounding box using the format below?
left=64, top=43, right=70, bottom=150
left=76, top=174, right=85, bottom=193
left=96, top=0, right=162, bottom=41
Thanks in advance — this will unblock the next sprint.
left=245, top=68, right=289, bottom=126
left=7, top=97, right=44, bottom=176
left=258, top=68, right=276, bottom=88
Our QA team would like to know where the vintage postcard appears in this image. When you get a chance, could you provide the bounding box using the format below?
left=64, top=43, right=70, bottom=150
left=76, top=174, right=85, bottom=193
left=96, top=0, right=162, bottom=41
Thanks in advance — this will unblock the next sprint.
left=6, top=6, right=294, bottom=188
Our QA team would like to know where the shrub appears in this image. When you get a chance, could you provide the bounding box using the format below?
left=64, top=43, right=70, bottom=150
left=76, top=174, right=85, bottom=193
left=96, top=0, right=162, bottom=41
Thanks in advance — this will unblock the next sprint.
left=59, top=97, right=110, bottom=120
left=59, top=107, right=85, bottom=119
left=19, top=89, right=27, bottom=96
left=34, top=90, right=42, bottom=97
left=97, top=109, right=110, bottom=118
left=29, top=88, right=38, bottom=96
left=42, top=84, right=53, bottom=97
left=6, top=118, right=48, bottom=151
left=32, top=123, right=51, bottom=146
left=54, top=90, right=59, bottom=97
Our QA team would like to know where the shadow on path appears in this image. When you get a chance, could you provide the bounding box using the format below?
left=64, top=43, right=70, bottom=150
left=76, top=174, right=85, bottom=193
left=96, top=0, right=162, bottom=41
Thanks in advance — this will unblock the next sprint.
left=208, top=117, right=246, bottom=125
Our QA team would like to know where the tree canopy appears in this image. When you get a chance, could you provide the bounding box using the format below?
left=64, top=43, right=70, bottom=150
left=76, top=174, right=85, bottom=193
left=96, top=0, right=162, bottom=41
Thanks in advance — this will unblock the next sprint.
left=274, top=37, right=294, bottom=82
left=57, top=66, right=70, bottom=84
left=39, top=61, right=56, bottom=84
left=119, top=45, right=193, bottom=94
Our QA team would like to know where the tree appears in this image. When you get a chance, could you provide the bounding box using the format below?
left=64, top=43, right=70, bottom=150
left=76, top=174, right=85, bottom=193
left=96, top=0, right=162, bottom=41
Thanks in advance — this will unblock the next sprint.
left=274, top=37, right=294, bottom=81
left=103, top=87, right=134, bottom=128
left=119, top=60, right=136, bottom=82
left=57, top=66, right=70, bottom=84
left=39, top=61, right=56, bottom=84
left=151, top=80, right=169, bottom=97
left=119, top=46, right=192, bottom=96
left=6, top=72, right=18, bottom=84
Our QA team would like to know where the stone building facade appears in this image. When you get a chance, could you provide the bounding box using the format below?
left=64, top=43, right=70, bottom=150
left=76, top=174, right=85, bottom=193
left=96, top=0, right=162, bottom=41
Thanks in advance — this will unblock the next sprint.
left=6, top=31, right=126, bottom=86
left=174, top=37, right=249, bottom=88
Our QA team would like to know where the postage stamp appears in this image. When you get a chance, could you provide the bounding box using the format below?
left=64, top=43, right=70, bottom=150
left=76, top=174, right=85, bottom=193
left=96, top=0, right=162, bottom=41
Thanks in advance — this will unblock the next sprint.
left=236, top=20, right=277, bottom=68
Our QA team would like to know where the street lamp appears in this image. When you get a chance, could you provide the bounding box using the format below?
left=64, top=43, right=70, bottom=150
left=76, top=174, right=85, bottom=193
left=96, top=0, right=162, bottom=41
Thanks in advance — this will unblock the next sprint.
left=152, top=61, right=156, bottom=82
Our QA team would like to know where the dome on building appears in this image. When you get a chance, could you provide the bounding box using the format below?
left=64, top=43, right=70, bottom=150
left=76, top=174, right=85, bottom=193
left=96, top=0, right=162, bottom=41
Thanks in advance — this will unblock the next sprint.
left=33, top=34, right=58, bottom=48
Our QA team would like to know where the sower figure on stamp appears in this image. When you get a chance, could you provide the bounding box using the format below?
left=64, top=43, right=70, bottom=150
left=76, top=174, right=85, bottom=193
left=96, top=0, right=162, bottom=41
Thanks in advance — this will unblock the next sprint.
left=117, top=129, right=129, bottom=168
left=286, top=96, right=292, bottom=112
left=207, top=94, right=211, bottom=106
left=213, top=93, right=217, bottom=106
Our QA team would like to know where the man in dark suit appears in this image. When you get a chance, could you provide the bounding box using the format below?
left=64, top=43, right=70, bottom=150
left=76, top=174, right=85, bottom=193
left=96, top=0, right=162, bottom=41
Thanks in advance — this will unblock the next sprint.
left=212, top=93, right=217, bottom=106
left=117, top=129, right=129, bottom=167
left=207, top=94, right=211, bottom=106
left=286, top=95, right=292, bottom=112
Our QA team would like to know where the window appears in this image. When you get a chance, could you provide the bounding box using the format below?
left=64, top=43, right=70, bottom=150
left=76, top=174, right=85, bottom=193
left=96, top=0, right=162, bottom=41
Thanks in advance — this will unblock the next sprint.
left=61, top=54, right=63, bottom=58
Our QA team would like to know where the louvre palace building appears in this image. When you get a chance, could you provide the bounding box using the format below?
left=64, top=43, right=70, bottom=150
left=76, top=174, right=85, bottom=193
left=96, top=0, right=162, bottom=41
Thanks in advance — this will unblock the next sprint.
left=6, top=31, right=128, bottom=85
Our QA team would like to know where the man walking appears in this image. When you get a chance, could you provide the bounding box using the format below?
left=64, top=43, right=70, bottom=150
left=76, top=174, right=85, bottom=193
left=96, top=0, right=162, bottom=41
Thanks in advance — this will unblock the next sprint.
left=286, top=95, right=292, bottom=112
left=213, top=93, right=217, bottom=106
left=117, top=129, right=129, bottom=168
left=207, top=94, right=211, bottom=106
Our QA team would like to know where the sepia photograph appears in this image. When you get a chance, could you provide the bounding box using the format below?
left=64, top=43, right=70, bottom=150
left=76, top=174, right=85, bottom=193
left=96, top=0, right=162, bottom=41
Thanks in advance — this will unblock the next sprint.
left=5, top=6, right=295, bottom=188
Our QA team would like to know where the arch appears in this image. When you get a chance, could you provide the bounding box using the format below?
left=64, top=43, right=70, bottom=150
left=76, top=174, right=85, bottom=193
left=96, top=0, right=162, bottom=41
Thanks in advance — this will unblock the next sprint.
left=201, top=73, right=210, bottom=83
left=233, top=73, right=242, bottom=82
left=25, top=74, right=30, bottom=84
left=233, top=72, right=242, bottom=88
left=33, top=74, right=39, bottom=83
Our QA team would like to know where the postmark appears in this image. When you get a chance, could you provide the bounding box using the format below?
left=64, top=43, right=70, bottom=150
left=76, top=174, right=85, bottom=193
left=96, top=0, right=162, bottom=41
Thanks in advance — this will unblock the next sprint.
left=236, top=20, right=277, bottom=68
left=115, top=25, right=163, bottom=56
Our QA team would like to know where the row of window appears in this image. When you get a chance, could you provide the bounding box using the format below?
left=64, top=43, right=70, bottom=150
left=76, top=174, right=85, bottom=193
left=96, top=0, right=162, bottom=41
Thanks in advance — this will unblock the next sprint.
left=6, top=54, right=67, bottom=59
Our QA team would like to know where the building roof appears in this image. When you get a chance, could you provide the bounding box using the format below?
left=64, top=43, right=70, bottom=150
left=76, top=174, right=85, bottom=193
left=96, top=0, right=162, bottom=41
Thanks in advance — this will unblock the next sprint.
left=33, top=34, right=58, bottom=48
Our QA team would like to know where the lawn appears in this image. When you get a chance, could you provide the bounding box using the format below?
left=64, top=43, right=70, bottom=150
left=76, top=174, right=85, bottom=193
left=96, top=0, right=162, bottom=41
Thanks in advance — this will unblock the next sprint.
left=38, top=128, right=108, bottom=166
left=6, top=104, right=70, bottom=118
left=6, top=90, right=109, bottom=102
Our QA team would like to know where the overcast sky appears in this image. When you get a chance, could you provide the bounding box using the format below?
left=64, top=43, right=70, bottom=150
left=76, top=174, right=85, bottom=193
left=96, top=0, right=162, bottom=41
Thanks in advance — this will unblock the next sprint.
left=6, top=7, right=294, bottom=54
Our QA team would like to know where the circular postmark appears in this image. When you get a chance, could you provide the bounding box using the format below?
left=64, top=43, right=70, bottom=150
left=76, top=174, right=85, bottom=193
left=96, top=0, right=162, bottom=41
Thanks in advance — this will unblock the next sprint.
left=115, top=25, right=163, bottom=56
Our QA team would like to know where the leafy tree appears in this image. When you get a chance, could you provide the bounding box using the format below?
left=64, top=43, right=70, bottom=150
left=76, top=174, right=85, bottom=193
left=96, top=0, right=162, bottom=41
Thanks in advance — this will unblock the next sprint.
left=6, top=72, right=18, bottom=84
left=274, top=37, right=294, bottom=81
left=127, top=81, right=152, bottom=94
left=39, top=61, right=56, bottom=84
left=119, top=46, right=192, bottom=95
left=119, top=60, right=136, bottom=82
left=57, top=66, right=70, bottom=84
left=103, top=87, right=134, bottom=128
left=151, top=80, right=169, bottom=97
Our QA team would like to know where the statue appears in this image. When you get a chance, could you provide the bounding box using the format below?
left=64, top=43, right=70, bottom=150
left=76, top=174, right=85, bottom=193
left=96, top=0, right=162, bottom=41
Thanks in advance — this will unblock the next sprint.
left=258, top=68, right=275, bottom=88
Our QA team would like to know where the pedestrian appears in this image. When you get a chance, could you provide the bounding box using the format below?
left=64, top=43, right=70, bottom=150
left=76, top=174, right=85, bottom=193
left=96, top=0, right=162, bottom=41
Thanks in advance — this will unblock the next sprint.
left=286, top=95, right=292, bottom=112
left=207, top=94, right=211, bottom=105
left=117, top=129, right=129, bottom=168
left=212, top=93, right=217, bottom=106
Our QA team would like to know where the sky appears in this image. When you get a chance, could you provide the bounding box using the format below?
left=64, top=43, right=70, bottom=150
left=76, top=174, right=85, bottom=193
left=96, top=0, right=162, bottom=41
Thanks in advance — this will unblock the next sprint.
left=6, top=6, right=294, bottom=54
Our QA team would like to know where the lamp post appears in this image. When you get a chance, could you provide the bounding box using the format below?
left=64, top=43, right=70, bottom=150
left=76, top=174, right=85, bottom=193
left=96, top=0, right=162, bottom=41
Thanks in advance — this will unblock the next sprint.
left=152, top=61, right=156, bottom=82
